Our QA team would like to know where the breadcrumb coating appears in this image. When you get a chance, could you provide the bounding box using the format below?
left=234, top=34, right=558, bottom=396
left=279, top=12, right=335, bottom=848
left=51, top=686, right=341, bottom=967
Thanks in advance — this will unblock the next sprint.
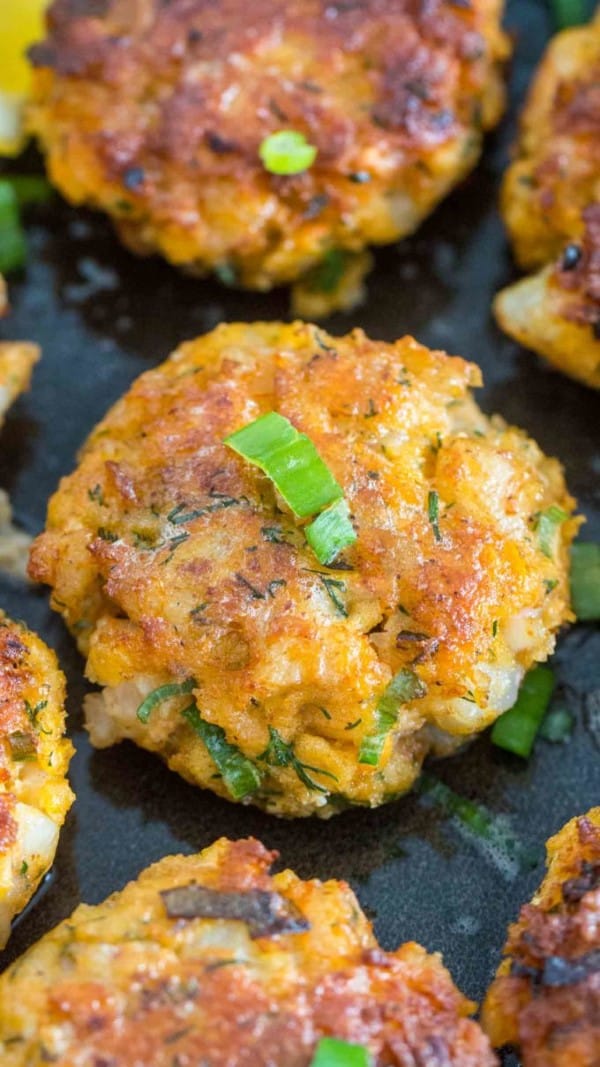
left=28, top=0, right=509, bottom=312
left=482, top=809, right=600, bottom=1066
left=0, top=836, right=497, bottom=1066
left=29, top=322, right=577, bottom=817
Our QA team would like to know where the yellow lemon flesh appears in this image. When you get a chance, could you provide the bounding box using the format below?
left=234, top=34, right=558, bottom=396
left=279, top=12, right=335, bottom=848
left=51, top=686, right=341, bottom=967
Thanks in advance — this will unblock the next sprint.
left=0, top=1, right=47, bottom=156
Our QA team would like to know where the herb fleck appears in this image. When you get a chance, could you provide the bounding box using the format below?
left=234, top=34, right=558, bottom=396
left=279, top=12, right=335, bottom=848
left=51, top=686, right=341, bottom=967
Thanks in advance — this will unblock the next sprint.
left=190, top=603, right=208, bottom=618
left=97, top=527, right=117, bottom=542
left=235, top=573, right=266, bottom=600
left=88, top=484, right=105, bottom=506
left=24, top=699, right=47, bottom=727
left=259, top=726, right=338, bottom=793
left=261, top=525, right=285, bottom=543
left=428, top=490, right=442, bottom=542
left=316, top=575, right=348, bottom=617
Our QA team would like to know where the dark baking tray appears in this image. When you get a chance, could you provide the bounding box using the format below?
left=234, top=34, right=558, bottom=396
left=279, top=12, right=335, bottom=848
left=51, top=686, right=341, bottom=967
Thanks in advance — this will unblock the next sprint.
left=0, top=0, right=598, bottom=1027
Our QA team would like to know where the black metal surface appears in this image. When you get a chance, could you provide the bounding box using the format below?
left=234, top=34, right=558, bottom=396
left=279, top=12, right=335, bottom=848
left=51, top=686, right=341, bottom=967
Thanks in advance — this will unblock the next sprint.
left=0, top=0, right=598, bottom=1017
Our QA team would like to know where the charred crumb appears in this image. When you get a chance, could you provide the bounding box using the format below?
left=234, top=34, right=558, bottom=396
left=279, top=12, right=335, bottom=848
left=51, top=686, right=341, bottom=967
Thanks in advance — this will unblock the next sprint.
left=205, top=132, right=238, bottom=154
left=303, top=194, right=330, bottom=220
left=561, top=244, right=582, bottom=271
left=160, top=884, right=310, bottom=938
left=123, top=167, right=145, bottom=191
left=510, top=949, right=600, bottom=988
left=562, top=861, right=600, bottom=904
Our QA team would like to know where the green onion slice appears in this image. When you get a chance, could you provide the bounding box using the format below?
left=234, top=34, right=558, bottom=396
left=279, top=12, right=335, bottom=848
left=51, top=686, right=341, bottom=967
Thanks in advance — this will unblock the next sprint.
left=259, top=130, right=317, bottom=176
left=428, top=490, right=442, bottom=542
left=182, top=704, right=261, bottom=800
left=304, top=249, right=347, bottom=294
left=418, top=773, right=540, bottom=872
left=8, top=731, right=36, bottom=761
left=225, top=411, right=342, bottom=519
left=491, top=665, right=555, bottom=758
left=0, top=181, right=26, bottom=275
left=359, top=669, right=426, bottom=766
left=7, top=176, right=53, bottom=208
left=570, top=542, right=600, bottom=621
left=136, top=679, right=196, bottom=724
left=309, top=1038, right=371, bottom=1067
left=535, top=505, right=568, bottom=559
left=305, top=499, right=356, bottom=565
left=548, top=0, right=587, bottom=28
left=419, top=773, right=502, bottom=839
left=539, top=706, right=574, bottom=744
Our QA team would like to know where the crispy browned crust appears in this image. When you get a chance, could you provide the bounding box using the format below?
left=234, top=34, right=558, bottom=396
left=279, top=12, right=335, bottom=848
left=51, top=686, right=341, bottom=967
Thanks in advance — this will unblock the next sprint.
left=0, top=275, right=40, bottom=418
left=553, top=203, right=600, bottom=333
left=482, top=809, right=600, bottom=1066
left=0, top=613, right=74, bottom=945
left=494, top=203, right=600, bottom=389
left=496, top=14, right=600, bottom=386
left=0, top=837, right=498, bottom=1066
left=501, top=15, right=600, bottom=269
left=27, top=0, right=509, bottom=296
left=27, top=322, right=577, bottom=816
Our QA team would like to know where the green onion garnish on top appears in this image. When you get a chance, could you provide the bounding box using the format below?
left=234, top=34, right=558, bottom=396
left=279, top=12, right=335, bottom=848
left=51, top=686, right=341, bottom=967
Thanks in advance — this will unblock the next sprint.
left=0, top=180, right=26, bottom=274
left=491, top=665, right=555, bottom=758
left=535, top=505, right=568, bottom=559
left=548, top=0, right=587, bottom=28
left=182, top=704, right=261, bottom=800
left=570, top=542, right=600, bottom=621
left=136, top=678, right=196, bottom=724
left=259, top=130, right=317, bottom=176
left=225, top=411, right=342, bottom=518
left=225, top=411, right=357, bottom=566
left=309, top=1037, right=371, bottom=1067
left=305, top=499, right=356, bottom=565
left=359, top=669, right=426, bottom=766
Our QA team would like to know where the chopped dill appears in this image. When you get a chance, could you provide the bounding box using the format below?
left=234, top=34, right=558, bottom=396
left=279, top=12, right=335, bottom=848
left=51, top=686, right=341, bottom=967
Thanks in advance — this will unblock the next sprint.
left=258, top=727, right=338, bottom=793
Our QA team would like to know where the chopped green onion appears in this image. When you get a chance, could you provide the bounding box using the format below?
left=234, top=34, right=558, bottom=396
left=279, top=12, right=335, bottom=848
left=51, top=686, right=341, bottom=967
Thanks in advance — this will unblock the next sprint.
left=419, top=774, right=499, bottom=839
left=310, top=1038, right=371, bottom=1067
left=428, top=490, right=442, bottom=542
left=548, top=0, right=587, bottom=29
left=182, top=704, right=261, bottom=799
left=418, top=773, right=540, bottom=873
left=214, top=261, right=237, bottom=287
left=8, top=731, right=35, bottom=761
left=304, top=249, right=347, bottom=294
left=535, top=505, right=568, bottom=559
left=0, top=181, right=26, bottom=274
left=570, top=542, right=600, bottom=621
left=305, top=499, right=356, bottom=565
left=491, top=666, right=555, bottom=758
left=359, top=669, right=426, bottom=766
left=259, top=130, right=317, bottom=176
left=539, top=706, right=574, bottom=743
left=225, top=412, right=342, bottom=519
left=6, top=176, right=53, bottom=208
left=136, top=679, right=196, bottom=724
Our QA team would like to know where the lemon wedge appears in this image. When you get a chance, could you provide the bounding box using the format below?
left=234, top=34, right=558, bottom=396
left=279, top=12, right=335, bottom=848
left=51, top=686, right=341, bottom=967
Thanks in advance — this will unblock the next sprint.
left=0, top=0, right=48, bottom=156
